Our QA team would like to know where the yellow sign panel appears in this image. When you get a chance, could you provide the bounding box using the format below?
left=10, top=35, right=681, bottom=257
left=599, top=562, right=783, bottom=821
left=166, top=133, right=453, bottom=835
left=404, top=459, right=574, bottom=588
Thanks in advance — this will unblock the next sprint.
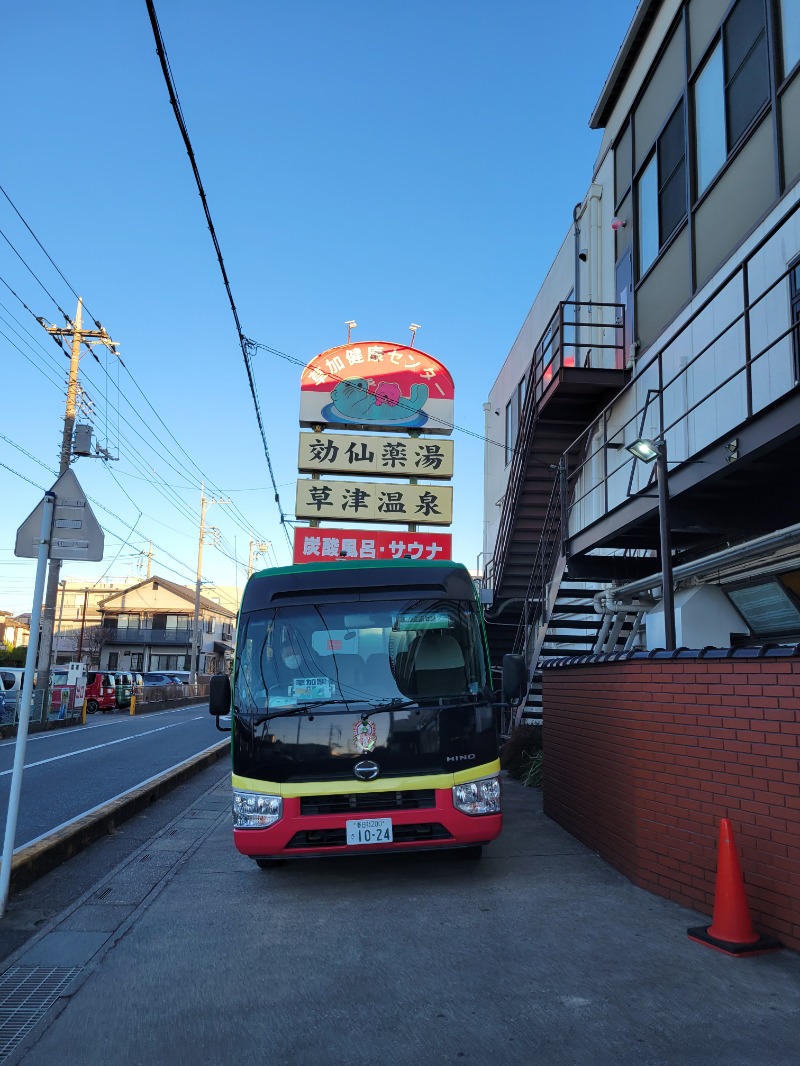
left=295, top=480, right=453, bottom=526
left=298, top=433, right=454, bottom=479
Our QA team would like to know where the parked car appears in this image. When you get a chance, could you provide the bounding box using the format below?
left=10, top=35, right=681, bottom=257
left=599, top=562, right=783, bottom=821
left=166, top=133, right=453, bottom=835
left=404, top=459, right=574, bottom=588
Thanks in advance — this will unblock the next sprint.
left=0, top=688, right=11, bottom=726
left=114, top=672, right=134, bottom=708
left=169, top=672, right=191, bottom=685
left=0, top=668, right=26, bottom=716
left=142, top=672, right=181, bottom=687
left=84, top=671, right=118, bottom=714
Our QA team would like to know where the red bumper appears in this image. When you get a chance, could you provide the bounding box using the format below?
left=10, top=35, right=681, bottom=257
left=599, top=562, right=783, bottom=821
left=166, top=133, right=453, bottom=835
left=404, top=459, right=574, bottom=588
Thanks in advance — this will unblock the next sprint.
left=233, top=791, right=502, bottom=860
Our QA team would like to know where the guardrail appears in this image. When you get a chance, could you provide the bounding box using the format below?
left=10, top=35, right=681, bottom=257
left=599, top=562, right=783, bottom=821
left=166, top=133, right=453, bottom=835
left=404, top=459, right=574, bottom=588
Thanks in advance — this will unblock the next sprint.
left=0, top=683, right=212, bottom=735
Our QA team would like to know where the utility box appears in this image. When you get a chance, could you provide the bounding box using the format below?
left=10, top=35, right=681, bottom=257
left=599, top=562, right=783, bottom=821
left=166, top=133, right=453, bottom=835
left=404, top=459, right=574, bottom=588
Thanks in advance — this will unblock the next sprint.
left=73, top=424, right=93, bottom=456
left=645, top=584, right=749, bottom=650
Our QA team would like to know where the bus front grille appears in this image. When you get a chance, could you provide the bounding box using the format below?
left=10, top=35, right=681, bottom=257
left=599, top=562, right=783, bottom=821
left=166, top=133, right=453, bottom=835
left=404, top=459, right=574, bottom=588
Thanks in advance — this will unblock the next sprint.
left=300, top=790, right=436, bottom=816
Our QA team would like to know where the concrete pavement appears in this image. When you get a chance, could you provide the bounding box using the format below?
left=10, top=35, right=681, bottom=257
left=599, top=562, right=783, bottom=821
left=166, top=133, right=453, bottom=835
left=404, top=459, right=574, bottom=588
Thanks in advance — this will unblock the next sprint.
left=1, top=776, right=799, bottom=1065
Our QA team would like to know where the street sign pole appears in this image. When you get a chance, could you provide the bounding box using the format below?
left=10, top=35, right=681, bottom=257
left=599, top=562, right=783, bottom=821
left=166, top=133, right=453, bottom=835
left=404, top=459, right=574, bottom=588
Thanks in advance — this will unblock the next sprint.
left=0, top=491, right=56, bottom=917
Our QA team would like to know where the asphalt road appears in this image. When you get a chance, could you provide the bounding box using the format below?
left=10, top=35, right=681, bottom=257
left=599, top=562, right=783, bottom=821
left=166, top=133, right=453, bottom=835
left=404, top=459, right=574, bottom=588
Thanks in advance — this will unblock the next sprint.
left=0, top=703, right=224, bottom=847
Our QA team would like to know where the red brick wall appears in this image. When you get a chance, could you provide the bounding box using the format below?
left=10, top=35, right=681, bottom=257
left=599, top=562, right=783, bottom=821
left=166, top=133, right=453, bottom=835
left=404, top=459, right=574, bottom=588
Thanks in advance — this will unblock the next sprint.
left=541, top=655, right=800, bottom=951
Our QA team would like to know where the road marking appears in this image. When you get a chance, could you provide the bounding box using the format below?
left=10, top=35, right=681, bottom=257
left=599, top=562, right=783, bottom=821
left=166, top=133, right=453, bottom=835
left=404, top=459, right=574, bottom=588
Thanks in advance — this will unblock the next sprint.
left=16, top=740, right=229, bottom=851
left=0, top=705, right=207, bottom=748
left=0, top=718, right=205, bottom=776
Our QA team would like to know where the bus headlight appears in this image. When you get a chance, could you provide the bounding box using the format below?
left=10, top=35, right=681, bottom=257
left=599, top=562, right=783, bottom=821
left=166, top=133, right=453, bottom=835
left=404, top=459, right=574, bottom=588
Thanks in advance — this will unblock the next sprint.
left=452, top=777, right=502, bottom=816
left=233, top=790, right=283, bottom=828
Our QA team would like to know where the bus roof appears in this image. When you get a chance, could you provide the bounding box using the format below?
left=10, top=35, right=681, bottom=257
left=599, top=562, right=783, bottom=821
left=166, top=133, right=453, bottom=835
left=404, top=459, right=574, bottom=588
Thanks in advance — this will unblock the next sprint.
left=242, top=558, right=476, bottom=612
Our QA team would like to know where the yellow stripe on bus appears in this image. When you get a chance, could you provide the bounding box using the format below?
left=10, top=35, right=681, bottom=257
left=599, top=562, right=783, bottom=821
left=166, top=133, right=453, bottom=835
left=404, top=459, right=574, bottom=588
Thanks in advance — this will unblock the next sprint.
left=232, top=760, right=501, bottom=797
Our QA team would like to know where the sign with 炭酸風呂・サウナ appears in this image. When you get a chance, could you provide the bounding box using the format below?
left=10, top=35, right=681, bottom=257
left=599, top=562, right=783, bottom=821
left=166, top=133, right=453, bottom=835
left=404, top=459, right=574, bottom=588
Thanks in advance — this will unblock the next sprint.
left=295, top=480, right=452, bottom=525
left=293, top=527, right=452, bottom=564
left=299, top=342, right=454, bottom=435
left=297, top=432, right=453, bottom=479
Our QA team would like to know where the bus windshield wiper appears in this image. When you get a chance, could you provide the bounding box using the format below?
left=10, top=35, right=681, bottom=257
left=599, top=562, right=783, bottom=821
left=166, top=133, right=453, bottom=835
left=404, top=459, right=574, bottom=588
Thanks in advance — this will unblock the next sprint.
left=357, top=694, right=480, bottom=719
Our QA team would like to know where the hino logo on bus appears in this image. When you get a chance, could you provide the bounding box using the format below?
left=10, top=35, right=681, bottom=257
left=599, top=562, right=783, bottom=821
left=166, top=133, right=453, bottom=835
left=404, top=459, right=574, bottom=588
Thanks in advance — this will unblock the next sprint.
left=354, top=760, right=380, bottom=781
left=447, top=754, right=476, bottom=763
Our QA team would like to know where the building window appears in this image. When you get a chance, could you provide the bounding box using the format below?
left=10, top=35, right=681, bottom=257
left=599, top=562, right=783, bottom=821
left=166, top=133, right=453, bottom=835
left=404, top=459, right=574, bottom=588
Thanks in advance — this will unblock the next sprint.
left=108, top=652, right=118, bottom=669
left=791, top=257, right=800, bottom=375
left=780, top=0, right=800, bottom=78
left=503, top=372, right=529, bottom=466
left=694, top=0, right=769, bottom=196
left=638, top=103, right=687, bottom=274
left=205, top=618, right=214, bottom=634
left=131, top=653, right=143, bottom=670
left=504, top=400, right=516, bottom=466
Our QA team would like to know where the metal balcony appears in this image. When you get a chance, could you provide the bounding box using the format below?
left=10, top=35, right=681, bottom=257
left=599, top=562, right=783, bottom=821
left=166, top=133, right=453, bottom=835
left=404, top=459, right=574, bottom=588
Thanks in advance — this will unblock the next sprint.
left=102, top=627, right=193, bottom=646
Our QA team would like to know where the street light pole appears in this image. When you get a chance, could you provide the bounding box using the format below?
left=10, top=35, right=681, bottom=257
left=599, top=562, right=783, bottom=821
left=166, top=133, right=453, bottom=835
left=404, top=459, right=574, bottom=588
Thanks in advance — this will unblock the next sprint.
left=655, top=441, right=676, bottom=651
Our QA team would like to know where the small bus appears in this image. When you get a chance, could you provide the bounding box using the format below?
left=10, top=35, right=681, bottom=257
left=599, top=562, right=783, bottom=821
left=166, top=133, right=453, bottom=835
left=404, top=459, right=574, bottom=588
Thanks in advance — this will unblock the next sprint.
left=209, top=558, right=518, bottom=867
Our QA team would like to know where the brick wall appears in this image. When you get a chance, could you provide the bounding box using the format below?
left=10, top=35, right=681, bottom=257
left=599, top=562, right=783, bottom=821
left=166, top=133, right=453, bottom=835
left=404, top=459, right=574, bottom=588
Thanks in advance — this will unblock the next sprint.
left=541, top=652, right=800, bottom=951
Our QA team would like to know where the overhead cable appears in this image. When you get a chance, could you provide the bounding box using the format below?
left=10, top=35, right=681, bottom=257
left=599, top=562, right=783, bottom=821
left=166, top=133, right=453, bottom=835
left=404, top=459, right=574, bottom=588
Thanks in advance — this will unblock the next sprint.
left=144, top=0, right=290, bottom=546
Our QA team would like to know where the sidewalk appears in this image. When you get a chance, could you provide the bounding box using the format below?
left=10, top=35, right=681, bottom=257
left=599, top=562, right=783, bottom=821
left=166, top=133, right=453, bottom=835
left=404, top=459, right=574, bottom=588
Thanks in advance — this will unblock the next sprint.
left=2, top=777, right=799, bottom=1065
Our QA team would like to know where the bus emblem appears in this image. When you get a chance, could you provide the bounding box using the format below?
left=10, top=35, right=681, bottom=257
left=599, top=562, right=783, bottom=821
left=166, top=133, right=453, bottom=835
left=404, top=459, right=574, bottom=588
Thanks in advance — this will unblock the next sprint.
left=354, top=760, right=380, bottom=781
left=353, top=720, right=377, bottom=754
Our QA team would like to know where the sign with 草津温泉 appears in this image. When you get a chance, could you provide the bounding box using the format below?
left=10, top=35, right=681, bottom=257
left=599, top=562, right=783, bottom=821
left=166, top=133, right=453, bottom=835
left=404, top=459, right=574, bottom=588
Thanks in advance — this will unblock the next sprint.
left=293, top=527, right=452, bottom=564
left=297, top=432, right=453, bottom=479
left=299, top=341, right=454, bottom=434
left=295, top=480, right=453, bottom=525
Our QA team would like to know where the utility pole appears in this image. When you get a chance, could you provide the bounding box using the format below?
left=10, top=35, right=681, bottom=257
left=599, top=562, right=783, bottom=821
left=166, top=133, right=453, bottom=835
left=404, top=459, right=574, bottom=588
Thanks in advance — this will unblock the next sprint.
left=191, top=486, right=230, bottom=681
left=191, top=486, right=208, bottom=684
left=76, top=589, right=89, bottom=663
left=36, top=298, right=117, bottom=691
left=52, top=579, right=67, bottom=663
left=146, top=542, right=153, bottom=579
left=247, top=539, right=271, bottom=578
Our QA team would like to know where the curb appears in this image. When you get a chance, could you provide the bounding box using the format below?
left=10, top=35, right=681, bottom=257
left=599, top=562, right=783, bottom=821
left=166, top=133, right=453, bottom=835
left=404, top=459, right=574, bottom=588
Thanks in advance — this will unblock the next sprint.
left=9, top=739, right=230, bottom=893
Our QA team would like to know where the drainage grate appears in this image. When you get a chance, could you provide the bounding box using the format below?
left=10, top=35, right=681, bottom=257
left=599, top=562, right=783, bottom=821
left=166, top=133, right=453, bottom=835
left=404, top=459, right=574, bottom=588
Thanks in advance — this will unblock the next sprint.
left=94, top=886, right=113, bottom=901
left=0, top=965, right=81, bottom=1061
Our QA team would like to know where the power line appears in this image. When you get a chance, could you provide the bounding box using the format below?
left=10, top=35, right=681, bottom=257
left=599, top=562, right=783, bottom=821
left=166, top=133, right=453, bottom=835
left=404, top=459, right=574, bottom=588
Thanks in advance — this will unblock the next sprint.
left=245, top=338, right=506, bottom=450
left=145, top=0, right=290, bottom=546
left=0, top=186, right=274, bottom=550
left=0, top=439, right=198, bottom=584
left=0, top=224, right=72, bottom=324
left=0, top=183, right=84, bottom=308
left=0, top=325, right=65, bottom=392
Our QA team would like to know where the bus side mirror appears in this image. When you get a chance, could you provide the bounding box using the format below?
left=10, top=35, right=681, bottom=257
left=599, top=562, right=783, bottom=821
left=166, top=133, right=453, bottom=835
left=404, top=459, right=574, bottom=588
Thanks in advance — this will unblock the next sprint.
left=209, top=673, right=231, bottom=717
left=501, top=654, right=527, bottom=702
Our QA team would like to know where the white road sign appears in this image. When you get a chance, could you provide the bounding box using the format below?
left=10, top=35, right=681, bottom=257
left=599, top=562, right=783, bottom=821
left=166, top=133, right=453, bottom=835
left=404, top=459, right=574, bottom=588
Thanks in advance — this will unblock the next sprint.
left=15, top=468, right=104, bottom=561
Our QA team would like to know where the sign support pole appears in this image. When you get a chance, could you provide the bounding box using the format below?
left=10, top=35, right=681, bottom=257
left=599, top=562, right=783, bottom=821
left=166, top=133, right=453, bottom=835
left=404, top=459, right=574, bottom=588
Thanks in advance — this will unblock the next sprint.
left=0, top=491, right=56, bottom=917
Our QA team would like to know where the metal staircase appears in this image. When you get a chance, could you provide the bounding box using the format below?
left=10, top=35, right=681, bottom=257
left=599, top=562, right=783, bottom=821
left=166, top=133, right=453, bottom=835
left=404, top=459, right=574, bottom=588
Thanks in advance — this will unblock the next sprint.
left=486, top=467, right=649, bottom=731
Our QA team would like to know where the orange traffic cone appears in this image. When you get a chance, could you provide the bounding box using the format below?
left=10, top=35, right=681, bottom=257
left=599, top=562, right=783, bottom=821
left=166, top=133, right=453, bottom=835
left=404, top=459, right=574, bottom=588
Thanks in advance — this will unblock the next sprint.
left=688, top=817, right=780, bottom=956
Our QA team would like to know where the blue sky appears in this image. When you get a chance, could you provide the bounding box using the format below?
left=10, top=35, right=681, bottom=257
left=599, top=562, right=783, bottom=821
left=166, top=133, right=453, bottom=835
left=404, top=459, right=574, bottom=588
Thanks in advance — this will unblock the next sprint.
left=0, top=0, right=638, bottom=614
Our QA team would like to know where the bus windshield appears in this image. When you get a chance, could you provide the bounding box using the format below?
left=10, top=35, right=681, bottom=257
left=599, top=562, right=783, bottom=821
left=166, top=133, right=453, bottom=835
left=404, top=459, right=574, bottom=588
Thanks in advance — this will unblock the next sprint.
left=234, top=597, right=488, bottom=712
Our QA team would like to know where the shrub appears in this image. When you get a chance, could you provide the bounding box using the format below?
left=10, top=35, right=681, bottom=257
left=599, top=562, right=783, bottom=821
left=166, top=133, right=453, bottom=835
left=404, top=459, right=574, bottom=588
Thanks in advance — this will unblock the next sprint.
left=499, top=723, right=542, bottom=780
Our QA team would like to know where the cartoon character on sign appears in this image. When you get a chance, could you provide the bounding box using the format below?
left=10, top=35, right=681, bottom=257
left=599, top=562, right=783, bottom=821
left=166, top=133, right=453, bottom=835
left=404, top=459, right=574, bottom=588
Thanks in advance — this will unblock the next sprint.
left=330, top=378, right=429, bottom=423
left=353, top=719, right=377, bottom=754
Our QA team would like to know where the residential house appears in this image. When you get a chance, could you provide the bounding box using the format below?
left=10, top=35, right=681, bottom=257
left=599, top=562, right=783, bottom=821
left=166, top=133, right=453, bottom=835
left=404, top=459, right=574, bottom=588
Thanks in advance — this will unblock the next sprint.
left=98, top=576, right=236, bottom=676
left=0, top=611, right=30, bottom=649
left=52, top=579, right=138, bottom=665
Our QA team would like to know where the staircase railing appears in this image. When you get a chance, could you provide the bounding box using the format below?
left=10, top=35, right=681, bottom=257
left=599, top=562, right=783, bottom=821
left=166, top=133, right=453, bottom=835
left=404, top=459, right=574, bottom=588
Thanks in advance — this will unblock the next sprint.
left=511, top=459, right=567, bottom=666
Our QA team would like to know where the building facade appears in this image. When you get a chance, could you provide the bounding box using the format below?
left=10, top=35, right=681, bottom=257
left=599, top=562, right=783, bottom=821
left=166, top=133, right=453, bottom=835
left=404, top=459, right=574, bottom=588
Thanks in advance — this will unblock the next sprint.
left=0, top=611, right=30, bottom=650
left=484, top=0, right=800, bottom=679
left=51, top=579, right=137, bottom=666
left=483, top=0, right=800, bottom=949
left=97, top=576, right=235, bottom=676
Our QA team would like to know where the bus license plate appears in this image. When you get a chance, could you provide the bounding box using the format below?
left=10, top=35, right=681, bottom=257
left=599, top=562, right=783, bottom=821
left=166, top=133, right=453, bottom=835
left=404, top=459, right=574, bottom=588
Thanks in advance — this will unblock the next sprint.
left=345, top=818, right=393, bottom=845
